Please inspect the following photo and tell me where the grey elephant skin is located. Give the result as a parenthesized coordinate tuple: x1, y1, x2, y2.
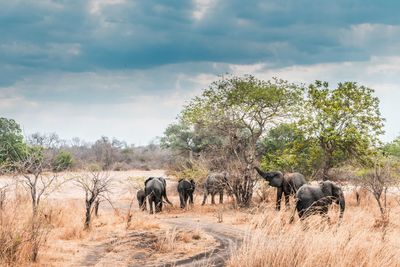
(136, 189, 146, 211)
(201, 173, 228, 205)
(295, 181, 345, 219)
(177, 179, 196, 208)
(255, 166, 306, 210)
(144, 177, 173, 214)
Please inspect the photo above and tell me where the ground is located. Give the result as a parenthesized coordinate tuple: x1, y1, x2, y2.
(2, 170, 400, 267)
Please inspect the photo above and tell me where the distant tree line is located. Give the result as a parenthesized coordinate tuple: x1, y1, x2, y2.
(0, 118, 171, 173)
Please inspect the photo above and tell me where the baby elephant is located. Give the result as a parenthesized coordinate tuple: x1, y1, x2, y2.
(177, 179, 196, 209)
(137, 189, 147, 211)
(295, 181, 345, 220)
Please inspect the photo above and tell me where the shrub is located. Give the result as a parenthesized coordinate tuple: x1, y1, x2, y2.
(52, 150, 73, 172)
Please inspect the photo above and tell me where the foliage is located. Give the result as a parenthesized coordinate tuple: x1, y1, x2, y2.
(383, 136, 400, 158)
(258, 123, 323, 178)
(52, 150, 74, 172)
(299, 81, 385, 179)
(0, 118, 27, 168)
(160, 121, 222, 157)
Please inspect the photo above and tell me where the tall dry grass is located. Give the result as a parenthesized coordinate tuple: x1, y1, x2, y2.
(0, 194, 53, 266)
(228, 192, 400, 267)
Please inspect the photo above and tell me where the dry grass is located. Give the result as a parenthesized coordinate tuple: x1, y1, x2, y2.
(6, 169, 399, 267)
(0, 195, 52, 266)
(228, 192, 400, 267)
(126, 212, 161, 231)
(153, 227, 178, 252)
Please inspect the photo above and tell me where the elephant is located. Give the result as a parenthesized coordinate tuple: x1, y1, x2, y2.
(177, 179, 196, 209)
(144, 177, 173, 214)
(295, 181, 345, 220)
(255, 166, 306, 210)
(201, 172, 228, 205)
(136, 189, 146, 211)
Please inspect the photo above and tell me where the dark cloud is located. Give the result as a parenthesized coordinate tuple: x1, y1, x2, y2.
(1, 0, 400, 86)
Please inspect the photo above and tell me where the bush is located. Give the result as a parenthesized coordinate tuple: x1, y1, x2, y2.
(52, 150, 73, 172)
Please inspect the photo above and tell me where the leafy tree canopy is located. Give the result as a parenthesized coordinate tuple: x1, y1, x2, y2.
(383, 136, 400, 158)
(258, 123, 323, 178)
(0, 117, 27, 166)
(299, 81, 385, 179)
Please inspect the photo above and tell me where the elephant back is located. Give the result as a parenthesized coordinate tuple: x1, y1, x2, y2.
(145, 177, 165, 196)
(285, 172, 306, 190)
(178, 179, 195, 192)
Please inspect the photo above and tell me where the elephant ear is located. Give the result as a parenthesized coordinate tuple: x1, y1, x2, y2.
(320, 181, 333, 196)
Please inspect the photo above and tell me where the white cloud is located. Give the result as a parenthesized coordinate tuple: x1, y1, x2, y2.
(192, 0, 216, 21)
(89, 0, 125, 15)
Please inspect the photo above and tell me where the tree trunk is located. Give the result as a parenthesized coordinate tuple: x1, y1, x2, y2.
(94, 200, 100, 217)
(84, 201, 92, 230)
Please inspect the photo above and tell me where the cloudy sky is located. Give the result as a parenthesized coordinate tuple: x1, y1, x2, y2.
(1, 0, 399, 145)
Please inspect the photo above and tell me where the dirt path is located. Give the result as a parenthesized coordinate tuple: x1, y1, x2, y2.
(160, 217, 244, 267)
(80, 216, 244, 267)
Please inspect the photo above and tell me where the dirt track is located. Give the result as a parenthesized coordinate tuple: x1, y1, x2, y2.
(160, 217, 244, 267)
(80, 216, 244, 267)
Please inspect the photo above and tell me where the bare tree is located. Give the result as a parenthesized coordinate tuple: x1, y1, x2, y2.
(358, 158, 399, 218)
(75, 172, 113, 230)
(10, 148, 63, 262)
(13, 149, 60, 215)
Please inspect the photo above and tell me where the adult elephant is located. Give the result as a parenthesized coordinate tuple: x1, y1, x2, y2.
(144, 177, 173, 214)
(295, 181, 345, 219)
(255, 167, 306, 210)
(201, 172, 228, 205)
(177, 179, 196, 209)
(137, 189, 146, 211)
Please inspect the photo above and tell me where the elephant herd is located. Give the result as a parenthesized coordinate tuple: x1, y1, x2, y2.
(136, 167, 346, 220)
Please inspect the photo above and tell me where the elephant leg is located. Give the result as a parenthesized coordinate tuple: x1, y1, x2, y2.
(276, 187, 283, 211)
(211, 193, 216, 205)
(159, 199, 163, 212)
(156, 197, 163, 213)
(189, 193, 194, 205)
(141, 199, 147, 211)
(201, 191, 208, 205)
(149, 198, 154, 214)
(219, 190, 223, 204)
(179, 193, 185, 209)
(184, 193, 189, 208)
(284, 192, 290, 209)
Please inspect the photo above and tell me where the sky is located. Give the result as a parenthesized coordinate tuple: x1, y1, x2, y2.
(0, 0, 399, 145)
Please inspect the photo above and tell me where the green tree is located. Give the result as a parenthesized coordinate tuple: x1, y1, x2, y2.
(52, 150, 74, 172)
(178, 75, 303, 206)
(383, 136, 400, 158)
(300, 81, 385, 179)
(160, 121, 222, 160)
(258, 123, 322, 178)
(0, 117, 27, 168)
